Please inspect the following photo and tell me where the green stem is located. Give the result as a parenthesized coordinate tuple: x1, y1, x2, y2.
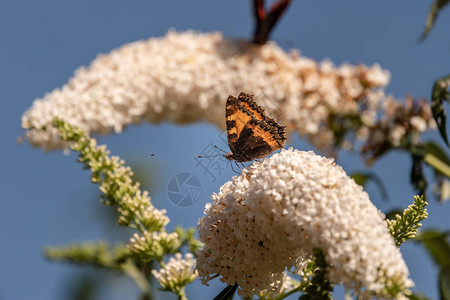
(274, 285, 305, 300)
(274, 278, 311, 300)
(177, 288, 187, 300)
(134, 216, 147, 234)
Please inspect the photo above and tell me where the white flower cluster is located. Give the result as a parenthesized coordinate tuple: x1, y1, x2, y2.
(22, 30, 392, 150)
(151, 253, 197, 293)
(196, 148, 413, 298)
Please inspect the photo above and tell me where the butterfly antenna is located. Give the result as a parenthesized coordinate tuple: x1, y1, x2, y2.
(196, 154, 222, 158)
(213, 145, 228, 153)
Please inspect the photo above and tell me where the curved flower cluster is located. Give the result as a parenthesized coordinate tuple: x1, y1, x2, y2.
(22, 30, 394, 151)
(196, 148, 413, 298)
(151, 253, 197, 294)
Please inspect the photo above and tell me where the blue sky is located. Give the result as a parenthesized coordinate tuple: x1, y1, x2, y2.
(1, 1, 450, 299)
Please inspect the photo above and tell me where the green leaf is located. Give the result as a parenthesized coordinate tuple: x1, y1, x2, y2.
(430, 75, 450, 146)
(425, 142, 450, 168)
(425, 153, 450, 178)
(122, 259, 151, 293)
(68, 275, 99, 300)
(419, 0, 450, 42)
(440, 266, 450, 300)
(411, 154, 427, 197)
(416, 230, 450, 267)
(407, 292, 433, 300)
(407, 293, 431, 300)
(386, 209, 403, 221)
(425, 142, 450, 165)
(351, 172, 388, 201)
(213, 284, 238, 300)
(422, 142, 450, 202)
(424, 142, 450, 178)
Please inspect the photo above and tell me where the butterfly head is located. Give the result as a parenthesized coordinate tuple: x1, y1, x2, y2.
(224, 152, 235, 161)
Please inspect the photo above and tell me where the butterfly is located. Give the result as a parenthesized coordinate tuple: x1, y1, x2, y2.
(224, 92, 286, 162)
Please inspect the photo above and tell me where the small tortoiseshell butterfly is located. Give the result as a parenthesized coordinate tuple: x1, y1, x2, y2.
(224, 92, 286, 162)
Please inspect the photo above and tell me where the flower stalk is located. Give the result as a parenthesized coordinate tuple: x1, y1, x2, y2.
(48, 119, 199, 298)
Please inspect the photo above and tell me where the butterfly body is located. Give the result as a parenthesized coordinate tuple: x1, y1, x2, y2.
(225, 92, 286, 162)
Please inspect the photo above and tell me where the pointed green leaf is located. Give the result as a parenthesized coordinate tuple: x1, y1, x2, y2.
(430, 75, 450, 146)
(424, 152, 450, 178)
(122, 259, 151, 293)
(440, 266, 450, 300)
(407, 292, 433, 300)
(386, 209, 403, 221)
(422, 142, 450, 201)
(416, 230, 450, 267)
(68, 275, 99, 300)
(351, 172, 388, 201)
(351, 173, 368, 186)
(425, 142, 450, 167)
(420, 0, 450, 41)
(411, 154, 427, 197)
(213, 284, 239, 300)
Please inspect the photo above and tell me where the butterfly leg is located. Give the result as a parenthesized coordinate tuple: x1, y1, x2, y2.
(229, 161, 239, 174)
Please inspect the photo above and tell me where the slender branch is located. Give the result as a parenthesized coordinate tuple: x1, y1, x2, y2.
(266, 0, 291, 31)
(253, 0, 266, 20)
(252, 0, 292, 44)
